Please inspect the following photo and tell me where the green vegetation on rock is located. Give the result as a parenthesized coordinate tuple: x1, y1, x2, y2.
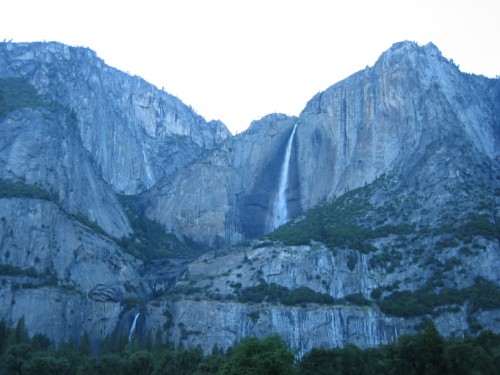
(238, 281, 334, 306)
(0, 180, 54, 201)
(379, 277, 500, 318)
(268, 179, 414, 252)
(0, 77, 44, 117)
(118, 194, 206, 261)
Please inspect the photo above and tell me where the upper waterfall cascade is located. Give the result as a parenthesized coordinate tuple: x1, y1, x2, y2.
(269, 123, 298, 231)
(128, 313, 140, 342)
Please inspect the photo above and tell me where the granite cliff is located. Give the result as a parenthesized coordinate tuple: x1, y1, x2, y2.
(144, 42, 499, 247)
(0, 41, 499, 353)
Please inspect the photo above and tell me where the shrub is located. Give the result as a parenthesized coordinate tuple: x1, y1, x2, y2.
(0, 180, 54, 201)
(238, 282, 334, 306)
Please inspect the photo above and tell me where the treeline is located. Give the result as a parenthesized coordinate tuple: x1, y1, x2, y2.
(1, 318, 499, 374)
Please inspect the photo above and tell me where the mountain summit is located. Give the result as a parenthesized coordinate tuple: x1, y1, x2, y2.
(0, 41, 498, 353)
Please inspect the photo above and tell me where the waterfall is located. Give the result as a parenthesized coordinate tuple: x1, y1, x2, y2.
(270, 123, 298, 231)
(128, 312, 140, 343)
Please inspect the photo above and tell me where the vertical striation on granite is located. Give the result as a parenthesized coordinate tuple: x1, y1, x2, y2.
(145, 299, 404, 356)
(295, 41, 499, 209)
(0, 198, 145, 344)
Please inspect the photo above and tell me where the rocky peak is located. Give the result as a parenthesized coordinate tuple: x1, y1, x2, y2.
(0, 41, 231, 194)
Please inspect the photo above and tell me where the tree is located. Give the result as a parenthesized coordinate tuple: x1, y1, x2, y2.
(22, 353, 70, 375)
(128, 350, 154, 375)
(153, 346, 204, 375)
(78, 332, 92, 356)
(0, 343, 33, 375)
(0, 319, 9, 355)
(299, 347, 342, 375)
(218, 335, 296, 375)
(391, 321, 446, 375)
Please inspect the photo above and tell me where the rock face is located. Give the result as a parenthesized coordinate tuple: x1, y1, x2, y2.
(295, 42, 499, 208)
(0, 40, 499, 353)
(0, 198, 143, 345)
(0, 42, 230, 195)
(0, 108, 131, 238)
(145, 113, 299, 246)
(0, 41, 230, 345)
(143, 235, 500, 354)
(145, 41, 499, 247)
(147, 299, 404, 357)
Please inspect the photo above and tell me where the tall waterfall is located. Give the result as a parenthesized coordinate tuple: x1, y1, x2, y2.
(128, 312, 140, 343)
(270, 123, 298, 231)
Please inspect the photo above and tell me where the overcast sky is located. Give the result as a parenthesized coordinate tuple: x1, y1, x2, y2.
(1, 0, 499, 134)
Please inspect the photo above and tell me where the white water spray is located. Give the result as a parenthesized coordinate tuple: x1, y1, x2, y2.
(270, 123, 298, 231)
(128, 312, 140, 343)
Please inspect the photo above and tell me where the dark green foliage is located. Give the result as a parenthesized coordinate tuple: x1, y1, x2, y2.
(0, 264, 38, 278)
(118, 194, 205, 261)
(268, 178, 415, 253)
(0, 318, 499, 374)
(218, 335, 296, 375)
(343, 293, 371, 306)
(300, 323, 500, 375)
(457, 215, 500, 241)
(70, 213, 108, 237)
(22, 353, 71, 375)
(238, 281, 334, 306)
(0, 77, 44, 117)
(0, 180, 54, 201)
(346, 252, 358, 271)
(391, 321, 447, 375)
(1, 343, 34, 374)
(153, 346, 205, 375)
(281, 286, 335, 306)
(379, 277, 500, 317)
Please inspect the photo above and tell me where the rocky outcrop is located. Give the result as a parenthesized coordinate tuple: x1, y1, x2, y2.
(144, 237, 500, 354)
(146, 299, 404, 356)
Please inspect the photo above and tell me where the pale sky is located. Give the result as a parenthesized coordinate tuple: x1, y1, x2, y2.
(1, 0, 499, 134)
